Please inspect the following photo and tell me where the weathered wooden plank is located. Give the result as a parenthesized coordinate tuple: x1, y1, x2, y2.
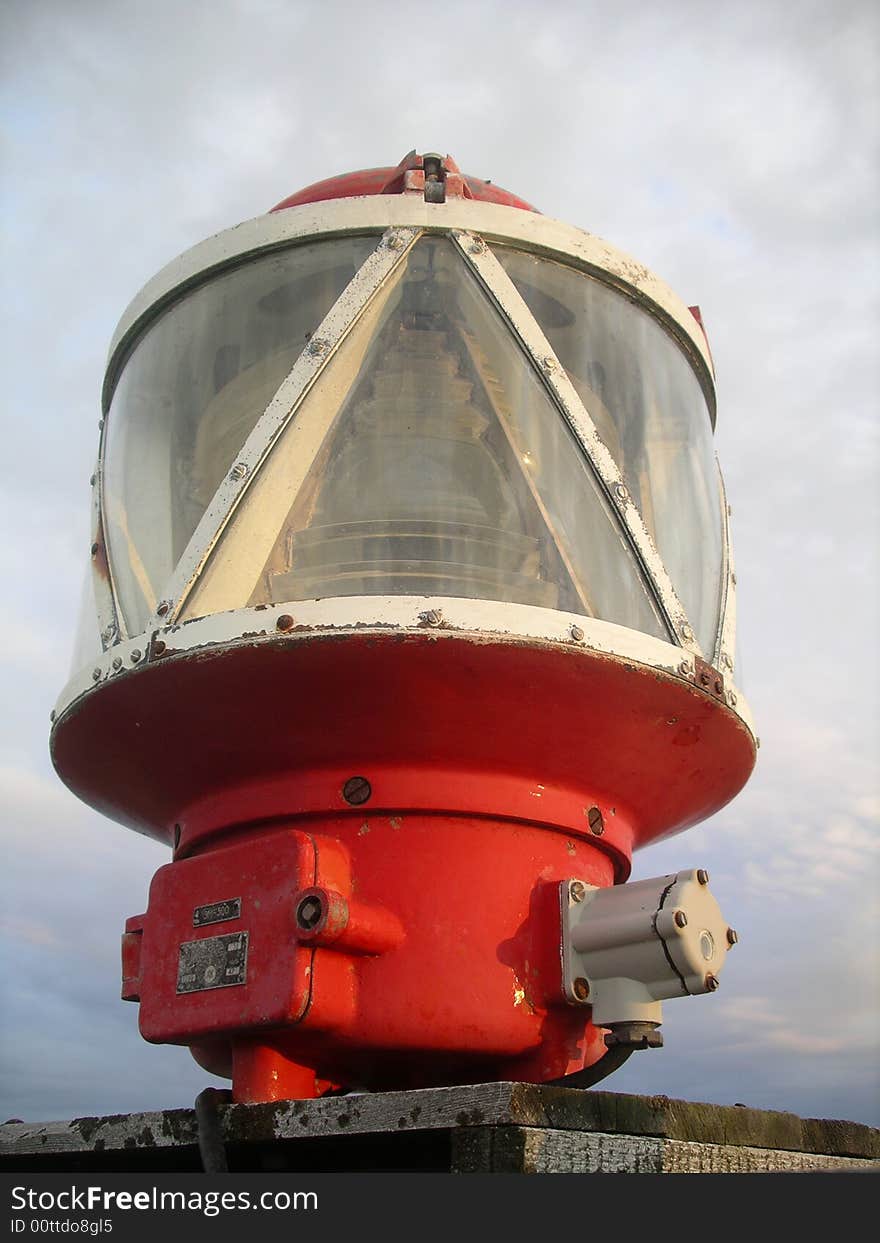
(2, 1083, 878, 1166)
(452, 1127, 880, 1175)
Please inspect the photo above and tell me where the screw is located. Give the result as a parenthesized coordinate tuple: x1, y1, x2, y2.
(700, 670, 710, 686)
(467, 238, 485, 255)
(728, 691, 738, 707)
(386, 231, 407, 251)
(90, 542, 99, 557)
(714, 678, 723, 694)
(614, 483, 628, 500)
(570, 880, 587, 903)
(418, 608, 443, 628)
(308, 338, 328, 356)
(679, 660, 691, 676)
(296, 895, 324, 931)
(680, 624, 694, 642)
(156, 601, 170, 617)
(673, 910, 688, 929)
(49, 709, 56, 723)
(572, 977, 591, 1002)
(90, 474, 96, 487)
(726, 927, 739, 946)
(92, 668, 101, 681)
(720, 652, 733, 670)
(276, 614, 294, 632)
(229, 462, 248, 481)
(542, 356, 556, 372)
(343, 776, 371, 806)
(705, 973, 720, 992)
(112, 656, 122, 670)
(587, 806, 604, 836)
(153, 640, 167, 657)
(130, 649, 141, 663)
(570, 624, 584, 642)
(102, 624, 116, 643)
(697, 868, 710, 886)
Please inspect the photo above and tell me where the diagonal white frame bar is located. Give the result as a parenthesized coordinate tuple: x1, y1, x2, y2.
(450, 230, 702, 656)
(714, 460, 737, 679)
(145, 227, 421, 628)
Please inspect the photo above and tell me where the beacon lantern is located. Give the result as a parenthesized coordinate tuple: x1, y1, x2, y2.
(51, 152, 756, 1103)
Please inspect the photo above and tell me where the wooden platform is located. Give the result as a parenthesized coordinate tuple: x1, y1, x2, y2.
(2, 1083, 878, 1173)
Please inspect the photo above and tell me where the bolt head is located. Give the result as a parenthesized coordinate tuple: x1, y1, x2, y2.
(130, 649, 142, 663)
(570, 624, 584, 642)
(569, 880, 587, 903)
(276, 614, 295, 632)
(679, 660, 691, 676)
(572, 977, 590, 1002)
(229, 462, 248, 480)
(343, 776, 371, 806)
(673, 909, 688, 929)
(705, 973, 720, 992)
(614, 483, 628, 500)
(156, 601, 170, 617)
(49, 709, 56, 723)
(726, 927, 739, 946)
(92, 668, 101, 682)
(111, 656, 122, 670)
(680, 624, 694, 642)
(587, 806, 604, 836)
(696, 868, 710, 886)
(418, 608, 443, 628)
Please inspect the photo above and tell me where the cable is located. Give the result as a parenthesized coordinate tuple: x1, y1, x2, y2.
(547, 1044, 634, 1089)
(194, 1087, 232, 1173)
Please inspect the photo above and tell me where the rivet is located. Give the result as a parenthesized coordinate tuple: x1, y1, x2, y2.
(156, 601, 170, 617)
(153, 640, 167, 657)
(679, 660, 691, 676)
(726, 927, 739, 946)
(276, 614, 294, 632)
(696, 868, 710, 886)
(673, 910, 688, 929)
(587, 806, 604, 836)
(570, 624, 584, 642)
(386, 231, 407, 251)
(92, 668, 101, 682)
(680, 624, 694, 642)
(699, 671, 710, 686)
(130, 649, 142, 663)
(308, 337, 329, 356)
(229, 462, 248, 481)
(112, 656, 122, 670)
(343, 776, 371, 806)
(714, 678, 724, 694)
(542, 356, 556, 372)
(570, 880, 587, 903)
(572, 977, 591, 1002)
(614, 483, 628, 501)
(705, 973, 720, 992)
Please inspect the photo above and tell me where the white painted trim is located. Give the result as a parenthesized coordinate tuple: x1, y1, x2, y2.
(104, 197, 715, 419)
(53, 595, 755, 738)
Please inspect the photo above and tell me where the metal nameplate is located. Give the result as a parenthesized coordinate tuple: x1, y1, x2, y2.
(177, 932, 248, 994)
(193, 897, 241, 927)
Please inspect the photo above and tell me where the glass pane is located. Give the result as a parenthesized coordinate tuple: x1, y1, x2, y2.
(494, 247, 723, 656)
(103, 236, 378, 635)
(183, 237, 667, 640)
(70, 565, 102, 674)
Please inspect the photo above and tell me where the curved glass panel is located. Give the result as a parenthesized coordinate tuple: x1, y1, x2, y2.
(70, 566, 102, 675)
(494, 247, 723, 656)
(183, 237, 667, 640)
(103, 236, 378, 635)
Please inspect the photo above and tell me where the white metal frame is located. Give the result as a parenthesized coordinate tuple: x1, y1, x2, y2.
(58, 194, 750, 729)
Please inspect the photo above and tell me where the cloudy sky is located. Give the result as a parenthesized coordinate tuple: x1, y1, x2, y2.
(1, 0, 878, 1129)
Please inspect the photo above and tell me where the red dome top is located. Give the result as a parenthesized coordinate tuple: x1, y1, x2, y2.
(270, 151, 538, 214)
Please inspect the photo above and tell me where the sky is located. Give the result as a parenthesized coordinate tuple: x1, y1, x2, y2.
(1, 0, 878, 1129)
